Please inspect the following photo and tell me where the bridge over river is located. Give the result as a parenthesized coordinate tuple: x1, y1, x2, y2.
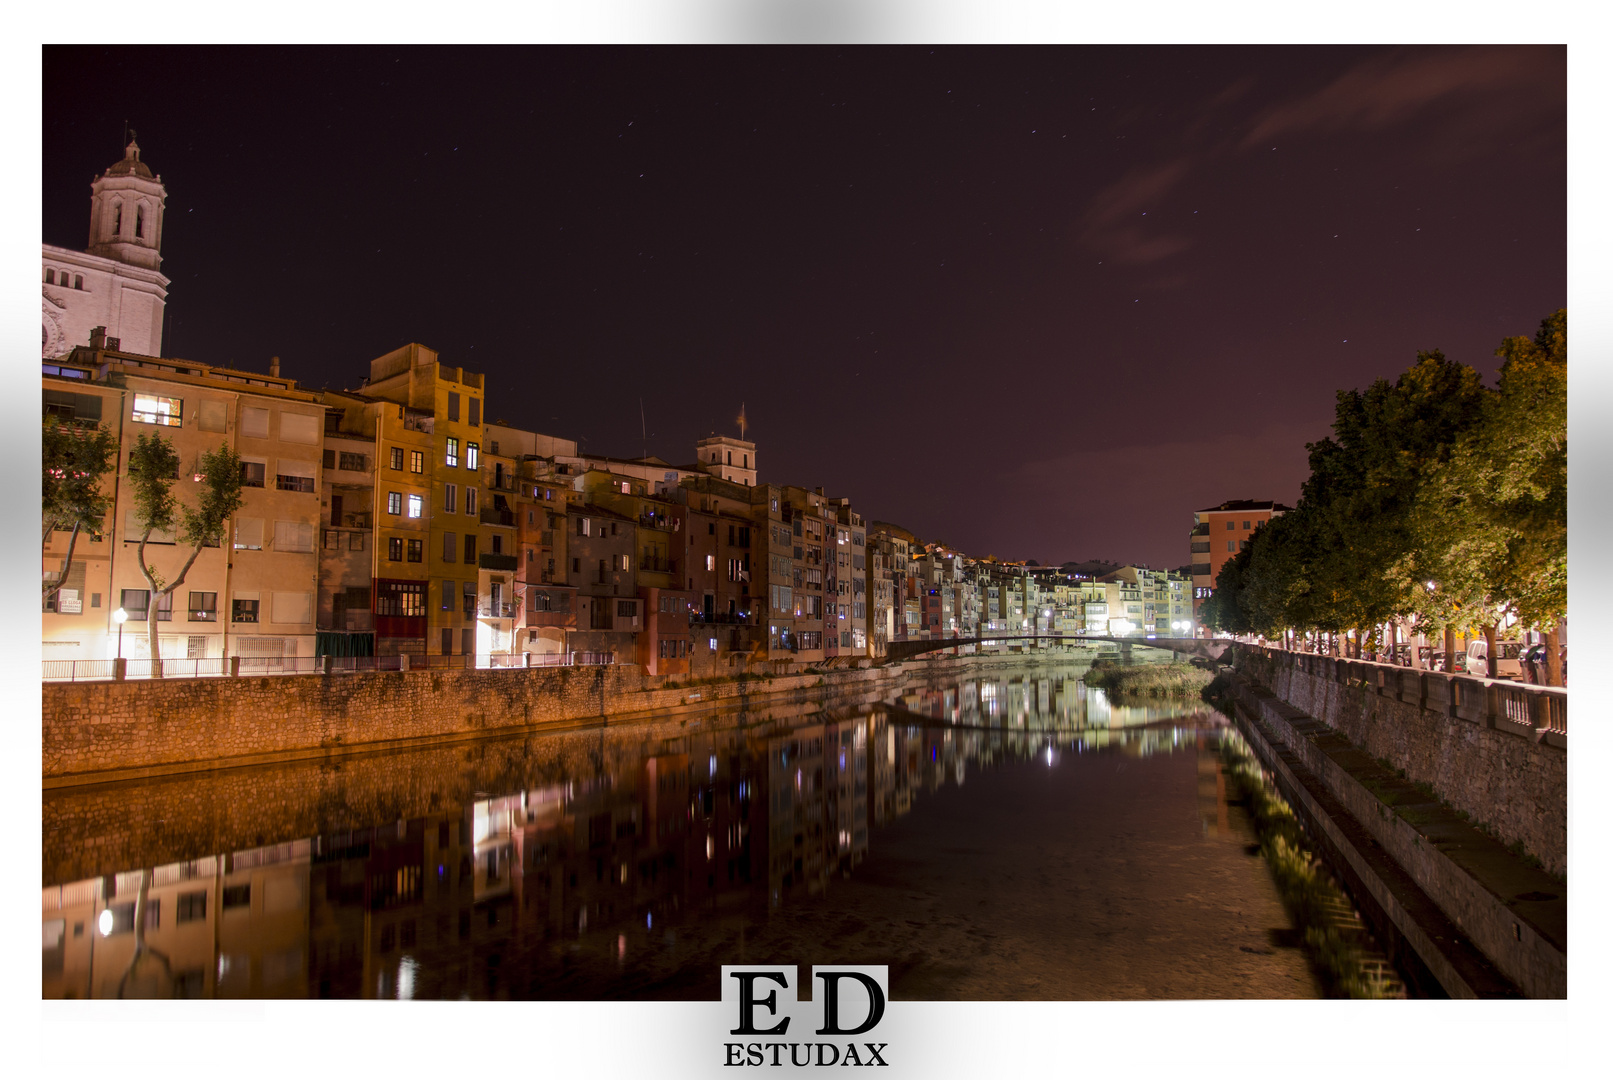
(880, 634, 1232, 664)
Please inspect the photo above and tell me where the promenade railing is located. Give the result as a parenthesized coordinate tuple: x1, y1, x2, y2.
(44, 650, 618, 682)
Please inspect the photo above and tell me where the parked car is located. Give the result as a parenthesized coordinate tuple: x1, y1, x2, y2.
(1464, 639, 1523, 679)
(1389, 644, 1447, 671)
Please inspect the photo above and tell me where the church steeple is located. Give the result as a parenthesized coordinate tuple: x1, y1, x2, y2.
(87, 137, 166, 271)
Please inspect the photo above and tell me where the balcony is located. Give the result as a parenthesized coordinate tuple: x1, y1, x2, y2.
(479, 602, 516, 619)
(1190, 542, 1211, 554)
(638, 513, 676, 532)
(1191, 523, 1209, 536)
(480, 507, 516, 527)
(478, 552, 518, 571)
(690, 612, 752, 626)
(639, 555, 678, 575)
(402, 408, 434, 434)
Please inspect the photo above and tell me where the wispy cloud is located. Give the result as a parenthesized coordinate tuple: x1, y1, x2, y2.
(1240, 46, 1555, 148)
(1079, 160, 1196, 265)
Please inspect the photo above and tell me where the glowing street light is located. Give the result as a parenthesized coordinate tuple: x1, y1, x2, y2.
(113, 606, 128, 659)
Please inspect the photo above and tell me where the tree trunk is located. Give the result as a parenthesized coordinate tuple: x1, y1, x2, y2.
(1409, 627, 1425, 670)
(1482, 622, 1499, 679)
(1444, 626, 1456, 675)
(1544, 619, 1565, 687)
(42, 522, 82, 602)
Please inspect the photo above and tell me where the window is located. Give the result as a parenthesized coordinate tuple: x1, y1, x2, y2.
(445, 437, 459, 468)
(465, 488, 477, 515)
(407, 494, 423, 519)
(1243, 520, 1251, 530)
(339, 451, 366, 471)
(447, 392, 460, 423)
(410, 450, 424, 474)
(120, 588, 150, 620)
(232, 598, 259, 623)
(1226, 521, 1235, 531)
(491, 535, 502, 555)
(176, 891, 207, 923)
(240, 461, 266, 488)
(389, 537, 404, 561)
(387, 492, 402, 515)
(468, 398, 480, 427)
(348, 533, 365, 552)
(572, 557, 580, 574)
(324, 529, 341, 550)
(376, 582, 426, 618)
(188, 592, 217, 621)
(234, 518, 263, 550)
(407, 539, 423, 562)
(280, 413, 320, 445)
(442, 532, 457, 562)
(444, 484, 456, 513)
(276, 461, 316, 492)
(132, 394, 181, 426)
(240, 407, 270, 440)
(706, 554, 715, 571)
(271, 591, 312, 624)
(462, 581, 476, 617)
(618, 554, 631, 572)
(1226, 540, 1235, 552)
(617, 600, 637, 618)
(441, 580, 455, 612)
(390, 447, 405, 470)
(198, 400, 228, 432)
(464, 534, 477, 563)
(273, 520, 314, 552)
(466, 443, 480, 470)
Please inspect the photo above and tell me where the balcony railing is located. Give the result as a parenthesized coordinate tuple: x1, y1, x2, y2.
(479, 602, 516, 619)
(480, 507, 516, 527)
(689, 612, 753, 626)
(43, 650, 617, 681)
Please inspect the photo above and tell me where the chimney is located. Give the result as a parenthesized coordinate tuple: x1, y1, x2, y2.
(89, 326, 106, 350)
(270, 356, 281, 377)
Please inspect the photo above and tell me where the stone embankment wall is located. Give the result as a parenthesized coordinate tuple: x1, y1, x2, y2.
(42, 651, 1092, 788)
(1231, 646, 1566, 877)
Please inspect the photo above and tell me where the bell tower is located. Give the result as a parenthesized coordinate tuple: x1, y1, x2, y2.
(87, 138, 166, 271)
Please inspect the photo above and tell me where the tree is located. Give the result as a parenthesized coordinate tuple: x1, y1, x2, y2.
(42, 416, 118, 603)
(1396, 311, 1566, 680)
(125, 433, 244, 672)
(1199, 548, 1254, 636)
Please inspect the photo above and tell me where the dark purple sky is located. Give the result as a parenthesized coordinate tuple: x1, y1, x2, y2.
(42, 46, 1565, 569)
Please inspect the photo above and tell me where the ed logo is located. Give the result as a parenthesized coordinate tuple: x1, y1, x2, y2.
(721, 965, 890, 1068)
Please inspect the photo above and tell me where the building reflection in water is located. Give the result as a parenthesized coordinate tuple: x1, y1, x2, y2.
(43, 667, 1224, 999)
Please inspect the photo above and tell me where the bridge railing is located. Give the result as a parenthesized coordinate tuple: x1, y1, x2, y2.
(1234, 644, 1566, 743)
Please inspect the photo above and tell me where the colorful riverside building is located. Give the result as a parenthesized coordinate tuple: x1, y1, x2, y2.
(43, 342, 326, 665)
(1188, 499, 1291, 629)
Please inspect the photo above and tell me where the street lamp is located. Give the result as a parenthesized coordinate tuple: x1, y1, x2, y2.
(113, 606, 128, 659)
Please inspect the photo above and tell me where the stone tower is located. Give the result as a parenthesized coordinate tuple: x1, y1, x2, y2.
(43, 138, 171, 358)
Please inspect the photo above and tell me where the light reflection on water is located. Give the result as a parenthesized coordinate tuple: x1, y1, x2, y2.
(43, 665, 1234, 1000)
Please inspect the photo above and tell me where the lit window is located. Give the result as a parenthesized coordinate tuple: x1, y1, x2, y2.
(411, 450, 424, 474)
(445, 437, 459, 468)
(390, 447, 404, 470)
(407, 494, 423, 519)
(466, 443, 479, 470)
(387, 492, 402, 515)
(132, 394, 181, 426)
(706, 554, 715, 571)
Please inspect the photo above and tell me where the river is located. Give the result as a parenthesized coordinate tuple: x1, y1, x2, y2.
(41, 662, 1320, 1000)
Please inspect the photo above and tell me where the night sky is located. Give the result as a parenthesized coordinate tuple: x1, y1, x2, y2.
(41, 46, 1565, 570)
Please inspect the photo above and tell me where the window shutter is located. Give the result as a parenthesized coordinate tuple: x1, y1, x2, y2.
(323, 449, 336, 470)
(234, 517, 264, 550)
(279, 412, 320, 445)
(271, 591, 312, 625)
(240, 407, 270, 440)
(198, 399, 228, 432)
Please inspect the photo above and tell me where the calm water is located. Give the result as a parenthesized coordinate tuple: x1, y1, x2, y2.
(42, 664, 1319, 1000)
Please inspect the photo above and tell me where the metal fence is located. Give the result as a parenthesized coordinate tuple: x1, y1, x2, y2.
(43, 651, 618, 682)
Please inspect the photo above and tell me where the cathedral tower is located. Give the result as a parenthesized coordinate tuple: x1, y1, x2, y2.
(43, 138, 171, 358)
